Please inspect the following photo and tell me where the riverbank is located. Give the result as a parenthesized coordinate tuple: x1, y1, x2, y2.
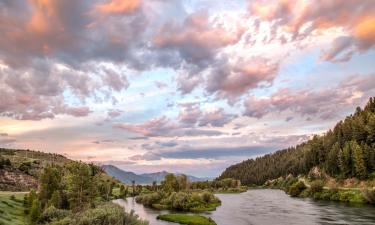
(263, 176, 375, 205)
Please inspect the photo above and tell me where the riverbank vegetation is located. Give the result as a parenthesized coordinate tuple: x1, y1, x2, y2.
(264, 175, 375, 204)
(220, 97, 375, 204)
(157, 214, 216, 225)
(136, 174, 222, 212)
(190, 178, 247, 193)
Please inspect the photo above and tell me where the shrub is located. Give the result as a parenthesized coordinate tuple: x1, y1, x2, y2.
(310, 180, 324, 194)
(74, 203, 148, 225)
(362, 189, 375, 204)
(201, 191, 213, 203)
(135, 192, 162, 206)
(288, 181, 306, 197)
(39, 206, 71, 223)
(170, 192, 189, 211)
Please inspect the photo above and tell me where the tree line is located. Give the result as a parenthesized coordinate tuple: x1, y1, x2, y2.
(24, 161, 147, 225)
(219, 97, 375, 185)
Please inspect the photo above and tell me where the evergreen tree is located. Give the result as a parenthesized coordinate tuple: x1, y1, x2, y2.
(39, 165, 61, 205)
(64, 162, 97, 210)
(29, 198, 41, 223)
(352, 141, 367, 179)
(325, 142, 340, 176)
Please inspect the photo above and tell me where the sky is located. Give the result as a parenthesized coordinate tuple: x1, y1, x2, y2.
(0, 0, 375, 177)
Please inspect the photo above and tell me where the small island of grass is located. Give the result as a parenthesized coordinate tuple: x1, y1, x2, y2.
(157, 214, 216, 225)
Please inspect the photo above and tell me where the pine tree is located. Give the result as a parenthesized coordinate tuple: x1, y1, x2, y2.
(352, 141, 367, 179)
(325, 142, 340, 176)
(339, 143, 352, 177)
(65, 162, 97, 210)
(39, 165, 61, 205)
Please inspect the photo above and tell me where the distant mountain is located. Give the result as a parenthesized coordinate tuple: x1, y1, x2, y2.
(102, 165, 210, 184)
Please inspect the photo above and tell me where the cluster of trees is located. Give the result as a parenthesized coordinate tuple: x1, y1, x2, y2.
(135, 174, 221, 212)
(219, 97, 375, 185)
(190, 178, 241, 190)
(23, 161, 144, 225)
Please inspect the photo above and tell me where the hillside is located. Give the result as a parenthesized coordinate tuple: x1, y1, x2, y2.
(0, 149, 71, 191)
(219, 97, 375, 186)
(103, 165, 209, 184)
(102, 165, 154, 184)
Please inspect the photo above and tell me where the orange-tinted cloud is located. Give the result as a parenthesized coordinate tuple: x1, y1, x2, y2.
(250, 0, 375, 61)
(96, 0, 140, 15)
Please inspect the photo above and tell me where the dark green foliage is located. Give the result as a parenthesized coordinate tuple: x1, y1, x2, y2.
(0, 156, 11, 169)
(39, 165, 62, 206)
(29, 198, 42, 223)
(39, 206, 71, 224)
(64, 162, 98, 210)
(219, 97, 375, 185)
(46, 203, 148, 225)
(136, 191, 220, 212)
(287, 181, 306, 197)
(310, 180, 324, 194)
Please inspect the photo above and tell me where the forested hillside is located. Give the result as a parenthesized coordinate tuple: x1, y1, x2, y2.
(219, 97, 375, 185)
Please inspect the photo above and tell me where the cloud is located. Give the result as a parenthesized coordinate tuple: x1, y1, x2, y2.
(114, 116, 225, 137)
(206, 57, 279, 101)
(64, 106, 92, 117)
(249, 0, 375, 62)
(244, 73, 375, 119)
(159, 146, 274, 159)
(129, 152, 162, 161)
(107, 109, 123, 119)
(154, 10, 244, 66)
(95, 0, 140, 15)
(102, 68, 129, 92)
(199, 108, 236, 127)
(178, 102, 202, 125)
(154, 81, 167, 89)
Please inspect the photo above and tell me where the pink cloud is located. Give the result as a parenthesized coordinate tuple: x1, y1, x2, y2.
(244, 73, 375, 119)
(95, 0, 140, 15)
(250, 0, 375, 61)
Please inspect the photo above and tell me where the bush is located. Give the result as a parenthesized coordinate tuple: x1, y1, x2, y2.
(170, 192, 190, 211)
(201, 191, 213, 203)
(39, 206, 71, 223)
(75, 203, 148, 225)
(362, 189, 375, 204)
(288, 181, 306, 197)
(310, 180, 324, 194)
(135, 192, 162, 206)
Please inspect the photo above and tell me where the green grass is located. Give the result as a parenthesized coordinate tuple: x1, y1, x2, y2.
(0, 192, 27, 225)
(157, 214, 216, 225)
(190, 202, 221, 212)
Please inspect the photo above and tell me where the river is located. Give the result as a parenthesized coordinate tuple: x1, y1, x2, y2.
(113, 189, 375, 225)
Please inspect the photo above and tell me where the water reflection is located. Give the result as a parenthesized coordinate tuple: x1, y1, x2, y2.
(114, 189, 375, 225)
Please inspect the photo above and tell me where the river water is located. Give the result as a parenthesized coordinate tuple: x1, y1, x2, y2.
(113, 189, 375, 225)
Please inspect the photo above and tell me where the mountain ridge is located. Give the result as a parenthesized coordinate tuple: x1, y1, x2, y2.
(102, 164, 211, 184)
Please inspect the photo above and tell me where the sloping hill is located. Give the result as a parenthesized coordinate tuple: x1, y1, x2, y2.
(0, 148, 71, 191)
(219, 97, 375, 185)
(102, 165, 154, 184)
